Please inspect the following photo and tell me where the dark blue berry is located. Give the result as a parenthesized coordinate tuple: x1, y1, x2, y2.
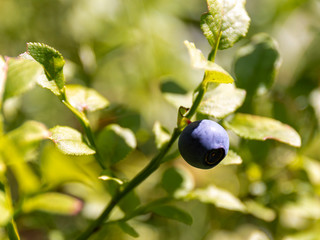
(178, 120, 229, 169)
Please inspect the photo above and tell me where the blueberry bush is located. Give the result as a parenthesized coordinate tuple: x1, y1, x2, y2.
(0, 0, 319, 239)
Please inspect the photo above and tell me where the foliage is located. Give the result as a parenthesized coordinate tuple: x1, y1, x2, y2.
(0, 0, 319, 239)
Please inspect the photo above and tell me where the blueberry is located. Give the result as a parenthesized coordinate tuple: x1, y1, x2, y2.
(178, 120, 229, 169)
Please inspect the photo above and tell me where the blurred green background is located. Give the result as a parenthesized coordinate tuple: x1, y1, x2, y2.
(0, 0, 320, 239)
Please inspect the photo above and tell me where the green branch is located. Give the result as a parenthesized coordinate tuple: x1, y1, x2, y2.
(61, 95, 106, 170)
(75, 35, 221, 240)
(75, 85, 208, 240)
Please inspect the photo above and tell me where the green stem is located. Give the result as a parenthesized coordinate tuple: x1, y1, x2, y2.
(62, 99, 106, 170)
(75, 45, 211, 240)
(185, 82, 207, 120)
(75, 129, 181, 240)
(208, 32, 222, 62)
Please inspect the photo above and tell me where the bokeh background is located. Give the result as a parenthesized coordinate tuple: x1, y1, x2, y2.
(0, 0, 320, 239)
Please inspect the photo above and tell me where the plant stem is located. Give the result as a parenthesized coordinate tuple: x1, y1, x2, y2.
(62, 99, 106, 170)
(75, 47, 212, 239)
(75, 128, 181, 240)
(185, 82, 207, 120)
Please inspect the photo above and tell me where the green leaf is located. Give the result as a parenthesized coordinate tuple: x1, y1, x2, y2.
(221, 150, 242, 165)
(198, 84, 246, 118)
(161, 167, 194, 198)
(234, 33, 281, 95)
(40, 143, 94, 188)
(224, 113, 301, 147)
(245, 200, 276, 222)
(37, 73, 61, 96)
(27, 42, 65, 89)
(153, 121, 171, 149)
(184, 41, 234, 83)
(150, 205, 193, 225)
(118, 189, 141, 215)
(0, 191, 12, 227)
(188, 185, 246, 212)
(22, 192, 83, 215)
(3, 57, 42, 101)
(65, 84, 109, 112)
(162, 92, 193, 109)
(48, 126, 95, 155)
(96, 124, 136, 166)
(118, 221, 139, 238)
(201, 0, 250, 50)
(7, 121, 49, 159)
(0, 138, 41, 194)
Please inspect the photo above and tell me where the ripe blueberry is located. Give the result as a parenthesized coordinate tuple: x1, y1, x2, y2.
(178, 120, 229, 169)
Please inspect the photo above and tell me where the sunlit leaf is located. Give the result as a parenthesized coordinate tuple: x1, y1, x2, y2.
(37, 73, 61, 96)
(27, 42, 65, 89)
(184, 41, 234, 83)
(3, 57, 42, 101)
(150, 205, 193, 225)
(49, 126, 95, 155)
(198, 84, 246, 118)
(234, 33, 281, 95)
(162, 92, 193, 109)
(97, 124, 136, 166)
(224, 113, 301, 147)
(161, 167, 194, 198)
(220, 150, 242, 165)
(281, 196, 320, 229)
(0, 138, 40, 194)
(7, 121, 49, 159)
(245, 200, 276, 222)
(153, 121, 171, 149)
(201, 0, 250, 50)
(40, 143, 94, 188)
(22, 192, 83, 215)
(188, 185, 246, 212)
(118, 221, 139, 238)
(65, 84, 109, 112)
